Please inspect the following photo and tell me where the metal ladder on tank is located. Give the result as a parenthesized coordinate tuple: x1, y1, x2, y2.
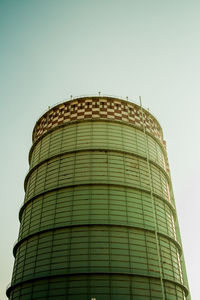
(139, 96, 166, 300)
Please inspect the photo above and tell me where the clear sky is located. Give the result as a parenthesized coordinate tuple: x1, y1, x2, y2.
(0, 0, 199, 299)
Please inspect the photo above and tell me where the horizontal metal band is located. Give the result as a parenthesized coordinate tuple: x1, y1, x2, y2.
(25, 147, 171, 193)
(29, 118, 168, 166)
(13, 222, 182, 258)
(6, 270, 189, 298)
(19, 182, 176, 222)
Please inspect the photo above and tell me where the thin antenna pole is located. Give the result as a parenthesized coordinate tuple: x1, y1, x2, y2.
(139, 95, 142, 107)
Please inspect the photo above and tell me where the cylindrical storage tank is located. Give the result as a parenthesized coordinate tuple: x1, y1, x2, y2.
(7, 96, 190, 300)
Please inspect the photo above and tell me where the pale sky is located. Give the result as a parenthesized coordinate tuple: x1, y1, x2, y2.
(0, 0, 200, 299)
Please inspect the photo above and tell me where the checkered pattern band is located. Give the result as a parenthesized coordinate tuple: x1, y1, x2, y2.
(33, 97, 163, 143)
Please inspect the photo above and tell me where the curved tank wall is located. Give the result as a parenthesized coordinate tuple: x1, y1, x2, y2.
(7, 96, 190, 300)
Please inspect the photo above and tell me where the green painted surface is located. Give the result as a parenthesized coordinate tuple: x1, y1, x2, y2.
(8, 116, 190, 299)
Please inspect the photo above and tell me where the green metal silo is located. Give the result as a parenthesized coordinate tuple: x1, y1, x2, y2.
(7, 96, 190, 299)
